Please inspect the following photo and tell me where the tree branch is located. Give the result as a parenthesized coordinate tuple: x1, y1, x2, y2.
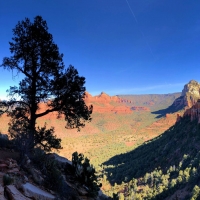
(35, 107, 59, 118)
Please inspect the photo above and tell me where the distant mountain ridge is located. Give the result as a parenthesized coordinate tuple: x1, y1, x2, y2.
(84, 91, 183, 114)
(86, 79, 200, 113)
(84, 92, 148, 113)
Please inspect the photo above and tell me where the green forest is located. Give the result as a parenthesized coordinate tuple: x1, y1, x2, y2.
(101, 116, 200, 199)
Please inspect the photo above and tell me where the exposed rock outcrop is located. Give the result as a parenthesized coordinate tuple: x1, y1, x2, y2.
(84, 92, 132, 113)
(0, 153, 108, 200)
(22, 183, 55, 200)
(0, 158, 20, 175)
(167, 80, 200, 114)
(5, 185, 31, 200)
(84, 92, 120, 103)
(84, 92, 151, 114)
(183, 99, 200, 123)
(177, 80, 200, 108)
(181, 80, 200, 97)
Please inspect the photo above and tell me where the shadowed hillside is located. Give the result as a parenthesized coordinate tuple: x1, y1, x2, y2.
(151, 96, 185, 118)
(102, 114, 200, 199)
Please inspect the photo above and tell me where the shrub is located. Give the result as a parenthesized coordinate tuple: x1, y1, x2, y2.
(44, 158, 63, 190)
(31, 147, 46, 167)
(191, 185, 200, 200)
(31, 148, 76, 199)
(3, 174, 13, 185)
(72, 151, 102, 197)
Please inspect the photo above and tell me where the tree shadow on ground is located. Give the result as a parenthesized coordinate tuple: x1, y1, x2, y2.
(102, 116, 200, 186)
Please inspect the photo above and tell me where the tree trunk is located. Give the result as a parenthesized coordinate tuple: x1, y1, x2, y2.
(26, 71, 37, 157)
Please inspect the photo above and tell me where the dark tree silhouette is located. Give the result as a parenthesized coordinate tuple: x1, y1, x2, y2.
(0, 16, 92, 155)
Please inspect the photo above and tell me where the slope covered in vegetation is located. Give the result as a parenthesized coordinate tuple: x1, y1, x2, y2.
(102, 115, 200, 199)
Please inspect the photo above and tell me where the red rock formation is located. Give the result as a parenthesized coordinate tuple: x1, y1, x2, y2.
(184, 99, 200, 123)
(84, 91, 92, 99)
(84, 92, 120, 103)
(173, 80, 200, 109)
(84, 92, 151, 114)
(84, 92, 132, 113)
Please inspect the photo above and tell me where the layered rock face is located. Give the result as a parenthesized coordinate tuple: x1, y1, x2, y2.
(181, 80, 200, 97)
(171, 80, 200, 109)
(84, 92, 149, 114)
(84, 92, 133, 113)
(183, 99, 200, 123)
(181, 80, 200, 107)
(177, 81, 200, 122)
(84, 92, 122, 103)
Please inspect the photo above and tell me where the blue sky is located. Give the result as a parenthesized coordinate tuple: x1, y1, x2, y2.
(0, 0, 200, 99)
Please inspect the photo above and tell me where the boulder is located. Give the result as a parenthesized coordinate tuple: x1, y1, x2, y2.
(48, 153, 72, 169)
(5, 185, 31, 200)
(22, 182, 55, 200)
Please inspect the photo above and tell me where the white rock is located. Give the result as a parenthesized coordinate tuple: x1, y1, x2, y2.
(181, 80, 200, 97)
(5, 185, 31, 200)
(22, 182, 55, 200)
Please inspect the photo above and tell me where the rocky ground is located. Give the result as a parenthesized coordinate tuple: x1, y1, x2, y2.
(0, 148, 107, 200)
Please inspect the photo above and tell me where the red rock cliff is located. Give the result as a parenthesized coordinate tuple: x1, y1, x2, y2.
(183, 99, 200, 123)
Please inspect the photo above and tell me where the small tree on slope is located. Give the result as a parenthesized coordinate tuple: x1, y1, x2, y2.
(0, 16, 92, 156)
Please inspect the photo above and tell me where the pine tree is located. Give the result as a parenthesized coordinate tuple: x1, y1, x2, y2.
(0, 16, 92, 156)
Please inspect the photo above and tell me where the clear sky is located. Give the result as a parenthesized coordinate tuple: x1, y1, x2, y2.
(0, 0, 200, 99)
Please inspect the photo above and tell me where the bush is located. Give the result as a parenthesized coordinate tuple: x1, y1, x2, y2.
(72, 151, 102, 197)
(31, 147, 46, 167)
(191, 185, 200, 200)
(31, 148, 76, 199)
(3, 174, 13, 185)
(32, 149, 65, 193)
(44, 158, 63, 190)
